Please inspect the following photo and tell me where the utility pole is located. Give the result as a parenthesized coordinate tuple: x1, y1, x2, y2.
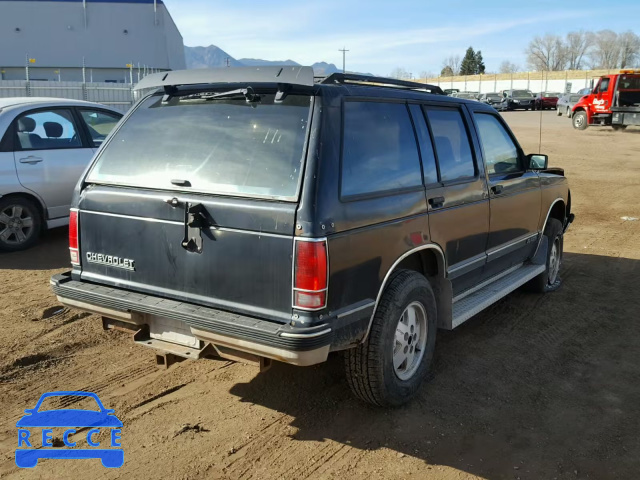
(339, 47, 349, 74)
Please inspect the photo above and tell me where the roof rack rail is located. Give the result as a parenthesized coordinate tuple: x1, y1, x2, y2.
(319, 73, 445, 95)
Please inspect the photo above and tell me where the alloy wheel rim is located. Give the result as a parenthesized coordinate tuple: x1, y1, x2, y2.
(0, 205, 34, 245)
(575, 115, 584, 127)
(548, 238, 561, 285)
(393, 301, 428, 381)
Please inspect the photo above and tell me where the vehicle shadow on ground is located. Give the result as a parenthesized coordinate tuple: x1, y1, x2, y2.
(0, 227, 69, 270)
(229, 252, 640, 479)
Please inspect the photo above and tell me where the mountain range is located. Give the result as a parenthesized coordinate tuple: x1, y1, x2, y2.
(184, 45, 342, 76)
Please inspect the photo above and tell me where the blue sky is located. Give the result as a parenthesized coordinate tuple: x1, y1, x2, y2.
(165, 0, 640, 76)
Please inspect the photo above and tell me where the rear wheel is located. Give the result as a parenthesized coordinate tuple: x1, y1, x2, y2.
(344, 270, 437, 407)
(0, 197, 42, 252)
(527, 218, 563, 293)
(566, 107, 572, 118)
(572, 110, 588, 130)
(556, 107, 563, 116)
(612, 124, 627, 131)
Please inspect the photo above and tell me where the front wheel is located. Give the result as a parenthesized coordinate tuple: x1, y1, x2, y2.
(572, 110, 588, 130)
(556, 107, 563, 116)
(527, 218, 564, 293)
(344, 270, 437, 407)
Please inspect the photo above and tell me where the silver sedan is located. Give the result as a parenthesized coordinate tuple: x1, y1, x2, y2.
(0, 98, 122, 251)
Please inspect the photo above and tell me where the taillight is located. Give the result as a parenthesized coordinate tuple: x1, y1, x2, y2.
(69, 210, 79, 266)
(293, 239, 328, 310)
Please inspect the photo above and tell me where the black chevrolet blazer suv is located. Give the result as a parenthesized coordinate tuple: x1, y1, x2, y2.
(52, 67, 574, 406)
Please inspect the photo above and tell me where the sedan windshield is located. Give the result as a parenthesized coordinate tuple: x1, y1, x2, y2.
(513, 90, 533, 98)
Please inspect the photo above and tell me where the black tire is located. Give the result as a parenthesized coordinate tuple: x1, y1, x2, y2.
(556, 107, 563, 116)
(572, 110, 588, 130)
(612, 124, 627, 131)
(566, 107, 571, 118)
(527, 218, 563, 293)
(0, 196, 43, 252)
(344, 270, 437, 407)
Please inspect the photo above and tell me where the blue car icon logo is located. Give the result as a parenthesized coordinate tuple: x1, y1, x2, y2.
(16, 391, 123, 468)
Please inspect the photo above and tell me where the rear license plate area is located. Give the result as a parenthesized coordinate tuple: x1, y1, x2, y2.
(146, 314, 201, 348)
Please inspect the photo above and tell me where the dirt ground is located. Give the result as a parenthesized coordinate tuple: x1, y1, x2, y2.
(1, 112, 639, 480)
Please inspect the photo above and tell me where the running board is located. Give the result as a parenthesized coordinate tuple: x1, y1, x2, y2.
(450, 263, 545, 329)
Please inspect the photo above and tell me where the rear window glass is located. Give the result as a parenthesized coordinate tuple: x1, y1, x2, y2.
(425, 107, 476, 182)
(619, 75, 640, 89)
(341, 101, 422, 198)
(87, 93, 311, 200)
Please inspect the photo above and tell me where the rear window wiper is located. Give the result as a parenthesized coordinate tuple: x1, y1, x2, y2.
(164, 87, 261, 104)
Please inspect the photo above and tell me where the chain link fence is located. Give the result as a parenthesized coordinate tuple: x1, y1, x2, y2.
(0, 79, 136, 112)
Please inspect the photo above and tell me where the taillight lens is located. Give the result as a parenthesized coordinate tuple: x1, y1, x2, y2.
(69, 210, 79, 266)
(293, 240, 328, 310)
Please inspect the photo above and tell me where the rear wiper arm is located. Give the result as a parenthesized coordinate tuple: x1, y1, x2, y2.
(169, 87, 261, 104)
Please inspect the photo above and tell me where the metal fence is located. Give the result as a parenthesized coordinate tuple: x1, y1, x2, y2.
(0, 80, 135, 112)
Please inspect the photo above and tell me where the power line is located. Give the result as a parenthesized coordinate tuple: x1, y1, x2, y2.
(339, 47, 349, 74)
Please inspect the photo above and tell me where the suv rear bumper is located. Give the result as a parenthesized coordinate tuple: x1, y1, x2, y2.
(51, 272, 332, 366)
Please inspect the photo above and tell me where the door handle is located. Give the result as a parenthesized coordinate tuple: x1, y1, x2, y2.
(491, 185, 504, 195)
(19, 156, 43, 164)
(428, 196, 445, 207)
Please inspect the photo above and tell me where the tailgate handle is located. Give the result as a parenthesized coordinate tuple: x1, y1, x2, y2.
(181, 203, 211, 254)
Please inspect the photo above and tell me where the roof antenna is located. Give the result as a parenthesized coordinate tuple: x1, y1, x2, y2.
(538, 69, 544, 154)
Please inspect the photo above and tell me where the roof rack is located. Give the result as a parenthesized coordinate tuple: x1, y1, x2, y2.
(319, 73, 445, 95)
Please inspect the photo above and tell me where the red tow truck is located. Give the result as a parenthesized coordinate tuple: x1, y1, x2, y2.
(572, 69, 640, 131)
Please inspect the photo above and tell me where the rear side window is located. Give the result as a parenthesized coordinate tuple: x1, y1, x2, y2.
(87, 93, 311, 201)
(408, 104, 437, 185)
(425, 107, 476, 182)
(15, 109, 82, 150)
(341, 101, 422, 198)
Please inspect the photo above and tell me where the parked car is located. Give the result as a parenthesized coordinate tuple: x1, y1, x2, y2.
(497, 89, 535, 110)
(556, 93, 587, 117)
(52, 67, 573, 407)
(533, 92, 561, 110)
(479, 92, 503, 107)
(450, 91, 478, 101)
(0, 98, 122, 251)
(443, 88, 460, 95)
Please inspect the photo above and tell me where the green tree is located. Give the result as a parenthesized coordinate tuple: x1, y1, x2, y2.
(475, 50, 486, 74)
(459, 46, 477, 75)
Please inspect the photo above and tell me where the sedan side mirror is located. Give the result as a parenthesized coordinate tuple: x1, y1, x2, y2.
(527, 154, 548, 170)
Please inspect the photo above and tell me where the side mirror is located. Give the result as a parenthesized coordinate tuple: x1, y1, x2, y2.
(527, 154, 548, 170)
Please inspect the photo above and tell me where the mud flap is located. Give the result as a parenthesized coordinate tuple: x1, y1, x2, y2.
(532, 237, 548, 265)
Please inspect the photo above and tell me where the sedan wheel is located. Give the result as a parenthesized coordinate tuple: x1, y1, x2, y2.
(0, 198, 42, 251)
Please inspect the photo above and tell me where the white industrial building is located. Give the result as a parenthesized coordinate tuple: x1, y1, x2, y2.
(0, 0, 185, 83)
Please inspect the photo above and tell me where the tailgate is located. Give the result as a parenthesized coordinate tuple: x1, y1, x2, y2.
(77, 186, 296, 323)
(74, 89, 313, 323)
